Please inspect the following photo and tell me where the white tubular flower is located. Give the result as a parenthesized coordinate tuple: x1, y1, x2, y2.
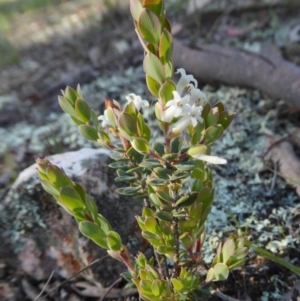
(98, 109, 111, 128)
(176, 68, 198, 93)
(126, 93, 149, 111)
(167, 115, 192, 138)
(192, 154, 227, 164)
(188, 104, 203, 127)
(162, 91, 191, 122)
(189, 85, 206, 106)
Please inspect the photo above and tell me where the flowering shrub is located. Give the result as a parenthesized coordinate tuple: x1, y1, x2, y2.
(36, 0, 251, 299)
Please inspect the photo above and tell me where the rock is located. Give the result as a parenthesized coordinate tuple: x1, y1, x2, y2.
(0, 148, 143, 286)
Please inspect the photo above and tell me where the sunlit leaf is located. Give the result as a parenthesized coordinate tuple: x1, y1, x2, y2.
(159, 28, 173, 64)
(158, 79, 175, 104)
(203, 125, 223, 144)
(138, 9, 161, 45)
(79, 221, 108, 249)
(144, 52, 165, 84)
(107, 231, 122, 251)
(75, 98, 90, 123)
(58, 96, 76, 117)
(79, 125, 98, 141)
(115, 186, 141, 195)
(59, 186, 85, 211)
(132, 137, 150, 155)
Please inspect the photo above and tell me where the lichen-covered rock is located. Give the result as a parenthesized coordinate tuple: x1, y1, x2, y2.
(0, 148, 143, 285)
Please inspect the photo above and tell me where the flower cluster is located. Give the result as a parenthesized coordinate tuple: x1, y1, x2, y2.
(152, 69, 206, 139)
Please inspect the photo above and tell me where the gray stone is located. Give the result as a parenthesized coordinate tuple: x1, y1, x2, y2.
(0, 148, 143, 286)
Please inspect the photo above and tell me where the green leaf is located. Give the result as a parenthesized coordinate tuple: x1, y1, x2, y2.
(222, 239, 236, 263)
(85, 195, 98, 221)
(159, 29, 173, 64)
(176, 192, 198, 207)
(156, 191, 171, 203)
(40, 180, 59, 197)
(170, 137, 182, 153)
(191, 121, 205, 145)
(107, 231, 122, 251)
(171, 278, 183, 293)
(218, 111, 235, 130)
(139, 159, 162, 168)
(75, 98, 90, 123)
(151, 279, 163, 297)
(155, 211, 173, 221)
(153, 142, 164, 156)
(158, 80, 175, 105)
(143, 0, 164, 17)
(46, 165, 70, 189)
(153, 168, 171, 180)
(142, 207, 155, 217)
(138, 9, 161, 45)
(96, 214, 113, 233)
(164, 60, 173, 79)
(108, 161, 130, 169)
(58, 96, 76, 117)
(110, 151, 125, 161)
(215, 102, 225, 113)
(143, 52, 165, 84)
(227, 258, 246, 270)
(198, 187, 213, 212)
(136, 216, 147, 231)
(79, 124, 98, 141)
(213, 263, 229, 281)
(71, 115, 84, 126)
(148, 178, 167, 186)
(64, 86, 78, 105)
(169, 170, 189, 181)
(174, 161, 197, 171)
(203, 125, 223, 144)
(79, 221, 108, 249)
(150, 193, 163, 207)
(226, 247, 248, 266)
(157, 245, 174, 256)
(130, 0, 144, 21)
(59, 187, 85, 211)
(91, 109, 99, 128)
(142, 231, 160, 241)
(145, 216, 160, 234)
(140, 279, 152, 293)
(146, 75, 160, 97)
(106, 106, 118, 128)
(179, 219, 197, 231)
(162, 153, 178, 162)
(201, 102, 211, 120)
(132, 137, 150, 155)
(205, 107, 219, 127)
(115, 186, 141, 195)
(192, 167, 206, 181)
(187, 145, 207, 157)
(115, 176, 137, 183)
(118, 112, 138, 137)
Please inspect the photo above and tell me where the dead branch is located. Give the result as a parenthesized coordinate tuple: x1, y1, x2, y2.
(265, 138, 300, 196)
(173, 39, 300, 108)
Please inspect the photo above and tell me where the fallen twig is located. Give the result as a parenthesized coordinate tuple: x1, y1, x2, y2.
(265, 138, 300, 196)
(34, 271, 54, 301)
(212, 289, 241, 301)
(35, 256, 108, 301)
(172, 39, 300, 108)
(72, 282, 138, 298)
(99, 277, 122, 301)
